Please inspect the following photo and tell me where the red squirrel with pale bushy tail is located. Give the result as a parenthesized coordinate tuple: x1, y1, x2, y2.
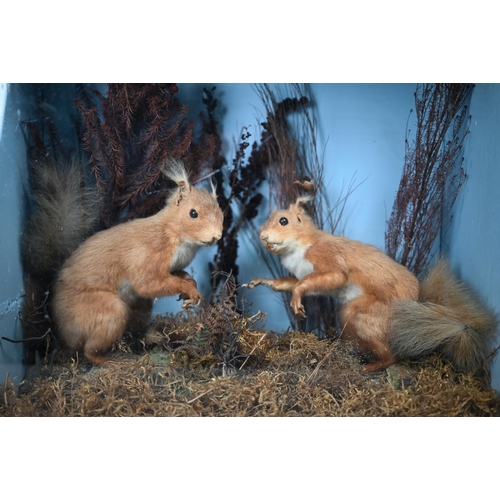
(247, 184, 498, 373)
(51, 160, 223, 365)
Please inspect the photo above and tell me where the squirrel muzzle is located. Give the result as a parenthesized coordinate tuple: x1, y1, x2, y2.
(260, 233, 279, 252)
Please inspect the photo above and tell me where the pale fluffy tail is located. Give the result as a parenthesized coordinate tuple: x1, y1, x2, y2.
(390, 259, 498, 372)
(20, 157, 99, 361)
(21, 158, 99, 281)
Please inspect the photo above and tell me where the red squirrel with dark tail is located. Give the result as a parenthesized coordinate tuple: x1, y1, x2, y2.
(246, 183, 498, 373)
(51, 160, 223, 365)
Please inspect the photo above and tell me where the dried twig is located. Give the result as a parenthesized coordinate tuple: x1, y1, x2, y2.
(209, 122, 267, 295)
(386, 83, 474, 276)
(251, 84, 359, 336)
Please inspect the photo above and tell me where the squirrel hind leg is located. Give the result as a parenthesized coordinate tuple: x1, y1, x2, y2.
(76, 292, 130, 365)
(340, 298, 396, 372)
(341, 337, 397, 373)
(362, 353, 397, 373)
(345, 333, 397, 373)
(83, 325, 127, 365)
(127, 297, 153, 337)
(83, 349, 116, 366)
(355, 334, 397, 372)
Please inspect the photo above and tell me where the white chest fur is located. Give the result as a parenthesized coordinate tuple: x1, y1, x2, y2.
(335, 283, 363, 305)
(170, 242, 199, 272)
(280, 245, 314, 280)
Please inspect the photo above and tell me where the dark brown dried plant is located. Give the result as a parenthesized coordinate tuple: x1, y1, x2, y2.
(203, 272, 257, 375)
(167, 272, 265, 376)
(76, 83, 219, 227)
(208, 104, 268, 295)
(385, 83, 474, 277)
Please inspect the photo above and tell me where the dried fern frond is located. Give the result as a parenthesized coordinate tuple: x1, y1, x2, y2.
(76, 84, 220, 227)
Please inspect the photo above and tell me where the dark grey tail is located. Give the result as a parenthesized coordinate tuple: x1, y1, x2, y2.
(390, 260, 498, 372)
(20, 157, 99, 361)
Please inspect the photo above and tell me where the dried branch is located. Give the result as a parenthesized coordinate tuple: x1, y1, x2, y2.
(208, 91, 268, 294)
(386, 83, 473, 276)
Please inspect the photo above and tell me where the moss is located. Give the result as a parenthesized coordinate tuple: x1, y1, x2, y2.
(2, 313, 498, 417)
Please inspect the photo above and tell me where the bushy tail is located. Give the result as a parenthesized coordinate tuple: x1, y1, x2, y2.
(390, 259, 498, 372)
(20, 157, 99, 361)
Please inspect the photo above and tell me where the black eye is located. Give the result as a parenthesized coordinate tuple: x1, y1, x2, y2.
(279, 217, 288, 226)
(190, 209, 198, 219)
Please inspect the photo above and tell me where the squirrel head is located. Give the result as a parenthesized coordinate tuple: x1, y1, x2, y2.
(259, 195, 316, 255)
(162, 160, 224, 246)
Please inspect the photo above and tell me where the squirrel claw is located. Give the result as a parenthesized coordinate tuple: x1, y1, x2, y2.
(244, 279, 262, 289)
(291, 299, 306, 318)
(182, 297, 200, 309)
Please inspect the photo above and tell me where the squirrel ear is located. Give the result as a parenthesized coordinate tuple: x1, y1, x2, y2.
(294, 178, 316, 193)
(175, 180, 191, 205)
(294, 195, 314, 213)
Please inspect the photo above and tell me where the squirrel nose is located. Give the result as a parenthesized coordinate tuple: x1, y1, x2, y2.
(260, 233, 269, 242)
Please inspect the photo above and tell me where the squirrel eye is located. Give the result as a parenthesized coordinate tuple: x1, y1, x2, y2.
(279, 217, 288, 226)
(190, 209, 198, 219)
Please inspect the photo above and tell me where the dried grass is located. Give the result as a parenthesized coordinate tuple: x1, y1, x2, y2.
(2, 315, 498, 417)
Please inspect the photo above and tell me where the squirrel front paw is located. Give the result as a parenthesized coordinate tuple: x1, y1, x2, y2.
(182, 293, 201, 309)
(244, 278, 273, 289)
(290, 295, 306, 318)
(178, 276, 198, 301)
(180, 285, 201, 309)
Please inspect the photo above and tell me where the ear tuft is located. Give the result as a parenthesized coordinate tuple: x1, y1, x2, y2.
(295, 194, 315, 209)
(209, 179, 217, 198)
(162, 159, 192, 191)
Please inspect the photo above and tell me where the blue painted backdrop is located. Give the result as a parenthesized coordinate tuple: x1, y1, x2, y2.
(1, 83, 498, 390)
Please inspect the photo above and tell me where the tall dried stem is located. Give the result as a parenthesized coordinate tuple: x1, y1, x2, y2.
(252, 84, 355, 336)
(386, 83, 473, 277)
(208, 83, 272, 297)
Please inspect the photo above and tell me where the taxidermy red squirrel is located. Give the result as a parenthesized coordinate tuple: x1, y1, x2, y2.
(51, 160, 223, 365)
(246, 189, 498, 373)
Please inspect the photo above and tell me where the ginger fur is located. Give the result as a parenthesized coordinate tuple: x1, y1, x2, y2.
(247, 194, 498, 373)
(52, 160, 223, 365)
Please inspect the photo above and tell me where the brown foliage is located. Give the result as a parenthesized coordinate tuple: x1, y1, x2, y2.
(76, 83, 220, 227)
(6, 250, 500, 417)
(385, 83, 474, 277)
(208, 116, 268, 292)
(151, 272, 267, 376)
